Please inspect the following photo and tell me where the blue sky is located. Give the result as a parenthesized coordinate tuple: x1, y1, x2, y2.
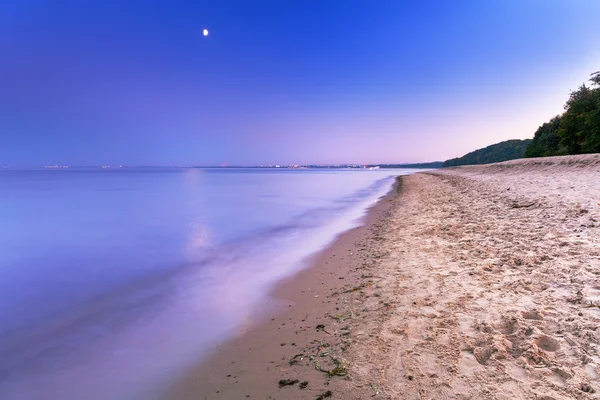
(1, 0, 599, 166)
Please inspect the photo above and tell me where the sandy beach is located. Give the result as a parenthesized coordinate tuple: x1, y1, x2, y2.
(169, 154, 600, 400)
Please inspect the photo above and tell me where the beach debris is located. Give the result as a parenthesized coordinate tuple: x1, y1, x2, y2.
(316, 390, 333, 400)
(278, 379, 299, 388)
(343, 283, 369, 293)
(299, 381, 309, 389)
(289, 353, 304, 365)
(369, 383, 381, 395)
(316, 324, 333, 335)
(510, 201, 536, 209)
(315, 356, 348, 377)
(329, 313, 348, 321)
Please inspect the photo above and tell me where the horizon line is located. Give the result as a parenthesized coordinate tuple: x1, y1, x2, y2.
(1, 161, 445, 170)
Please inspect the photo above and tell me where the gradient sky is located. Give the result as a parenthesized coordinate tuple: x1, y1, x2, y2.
(1, 0, 600, 166)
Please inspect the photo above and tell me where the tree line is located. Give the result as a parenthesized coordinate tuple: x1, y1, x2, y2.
(443, 139, 532, 167)
(525, 71, 600, 157)
(443, 71, 599, 167)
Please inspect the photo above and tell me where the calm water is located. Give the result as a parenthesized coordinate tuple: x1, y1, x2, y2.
(0, 168, 417, 399)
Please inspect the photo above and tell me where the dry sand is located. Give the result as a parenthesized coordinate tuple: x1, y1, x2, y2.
(169, 154, 600, 400)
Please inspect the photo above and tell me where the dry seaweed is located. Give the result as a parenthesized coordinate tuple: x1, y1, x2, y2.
(288, 353, 304, 366)
(329, 313, 348, 321)
(316, 390, 333, 400)
(316, 324, 333, 334)
(315, 356, 348, 377)
(343, 283, 368, 293)
(510, 201, 536, 209)
(278, 379, 299, 388)
(369, 383, 381, 395)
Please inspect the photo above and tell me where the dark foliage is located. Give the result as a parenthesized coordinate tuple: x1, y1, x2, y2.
(524, 116, 563, 157)
(316, 391, 333, 400)
(526, 71, 600, 157)
(443, 139, 532, 167)
(278, 379, 299, 388)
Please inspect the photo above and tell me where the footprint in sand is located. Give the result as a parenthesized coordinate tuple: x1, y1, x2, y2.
(522, 310, 544, 320)
(535, 335, 560, 352)
(474, 347, 495, 365)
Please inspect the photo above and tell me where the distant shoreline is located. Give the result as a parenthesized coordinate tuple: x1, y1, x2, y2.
(2, 163, 443, 170)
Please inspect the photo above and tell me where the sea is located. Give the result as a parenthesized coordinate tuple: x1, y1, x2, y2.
(0, 167, 418, 399)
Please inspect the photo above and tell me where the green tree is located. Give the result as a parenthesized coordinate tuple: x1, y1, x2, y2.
(444, 139, 532, 167)
(525, 116, 562, 157)
(559, 81, 600, 154)
(525, 71, 600, 157)
(583, 71, 600, 152)
(591, 71, 600, 87)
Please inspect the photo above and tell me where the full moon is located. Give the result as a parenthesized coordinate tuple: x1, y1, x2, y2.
(203, 29, 209, 36)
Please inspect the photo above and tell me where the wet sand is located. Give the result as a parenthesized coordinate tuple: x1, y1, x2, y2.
(169, 154, 600, 399)
(166, 177, 402, 400)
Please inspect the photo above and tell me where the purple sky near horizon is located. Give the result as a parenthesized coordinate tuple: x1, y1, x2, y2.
(1, 0, 600, 166)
